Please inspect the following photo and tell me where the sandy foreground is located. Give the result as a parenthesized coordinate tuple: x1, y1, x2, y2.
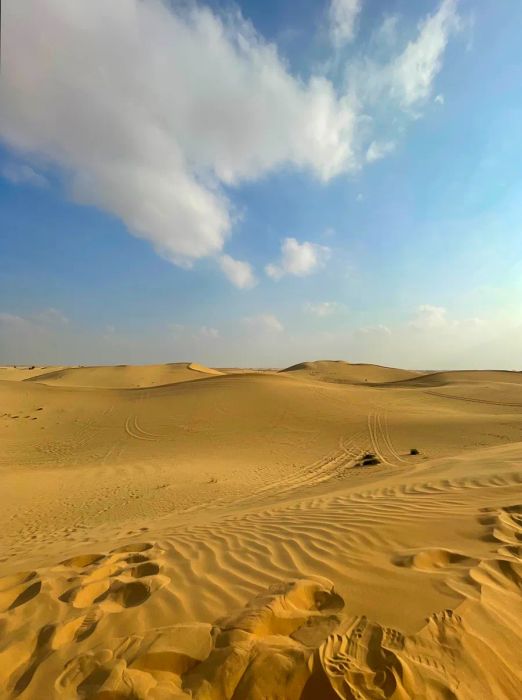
(0, 360, 521, 699)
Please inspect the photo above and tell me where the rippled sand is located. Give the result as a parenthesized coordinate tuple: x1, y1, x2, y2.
(1, 361, 521, 698)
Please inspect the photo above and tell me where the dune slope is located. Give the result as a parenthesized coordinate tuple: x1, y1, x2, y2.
(0, 362, 521, 699)
(281, 359, 421, 385)
(0, 366, 64, 382)
(21, 362, 222, 388)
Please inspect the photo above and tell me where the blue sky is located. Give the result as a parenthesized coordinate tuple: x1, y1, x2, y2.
(1, 0, 522, 368)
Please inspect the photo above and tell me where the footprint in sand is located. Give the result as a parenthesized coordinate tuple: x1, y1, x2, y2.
(56, 577, 344, 699)
(110, 541, 154, 553)
(52, 609, 102, 648)
(57, 542, 168, 612)
(0, 571, 41, 612)
(4, 612, 99, 698)
(391, 548, 478, 572)
(56, 649, 116, 699)
(0, 542, 169, 697)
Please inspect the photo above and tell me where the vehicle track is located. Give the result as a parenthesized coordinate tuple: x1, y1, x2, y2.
(124, 415, 159, 441)
(367, 409, 407, 466)
(379, 410, 407, 463)
(424, 390, 522, 409)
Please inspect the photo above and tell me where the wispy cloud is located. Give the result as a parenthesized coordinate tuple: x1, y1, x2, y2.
(372, 15, 399, 50)
(358, 324, 392, 336)
(409, 304, 448, 330)
(0, 308, 70, 363)
(409, 304, 485, 331)
(198, 326, 219, 339)
(366, 140, 396, 163)
(0, 312, 32, 329)
(169, 323, 220, 340)
(243, 313, 284, 333)
(329, 0, 362, 47)
(0, 308, 68, 329)
(1, 162, 47, 187)
(389, 0, 460, 109)
(35, 308, 69, 325)
(349, 0, 461, 114)
(304, 301, 341, 317)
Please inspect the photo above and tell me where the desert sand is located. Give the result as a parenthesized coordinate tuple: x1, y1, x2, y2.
(0, 360, 521, 699)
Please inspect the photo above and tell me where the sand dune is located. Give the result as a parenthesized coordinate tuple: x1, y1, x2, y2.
(20, 362, 222, 388)
(0, 366, 64, 382)
(387, 368, 522, 387)
(0, 361, 521, 698)
(281, 360, 421, 385)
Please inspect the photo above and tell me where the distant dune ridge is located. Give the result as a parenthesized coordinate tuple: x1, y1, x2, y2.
(280, 359, 422, 384)
(0, 365, 68, 382)
(14, 361, 223, 388)
(0, 359, 521, 698)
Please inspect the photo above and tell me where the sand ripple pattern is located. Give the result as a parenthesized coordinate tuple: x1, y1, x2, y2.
(0, 504, 520, 698)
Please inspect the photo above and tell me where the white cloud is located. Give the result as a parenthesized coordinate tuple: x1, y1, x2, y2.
(329, 0, 362, 47)
(198, 326, 219, 339)
(409, 304, 449, 330)
(243, 313, 284, 333)
(409, 304, 485, 332)
(0, 308, 70, 363)
(218, 254, 257, 289)
(366, 140, 396, 163)
(1, 162, 47, 187)
(321, 227, 337, 239)
(304, 301, 340, 317)
(0, 308, 68, 329)
(373, 15, 399, 50)
(434, 93, 445, 104)
(266, 238, 331, 279)
(169, 323, 219, 340)
(359, 324, 392, 336)
(459, 317, 486, 329)
(349, 0, 460, 116)
(36, 307, 69, 325)
(390, 0, 460, 109)
(0, 0, 463, 285)
(0, 312, 31, 329)
(2, 304, 520, 371)
(0, 0, 359, 271)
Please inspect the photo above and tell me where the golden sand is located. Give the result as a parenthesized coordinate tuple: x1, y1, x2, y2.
(0, 360, 521, 698)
